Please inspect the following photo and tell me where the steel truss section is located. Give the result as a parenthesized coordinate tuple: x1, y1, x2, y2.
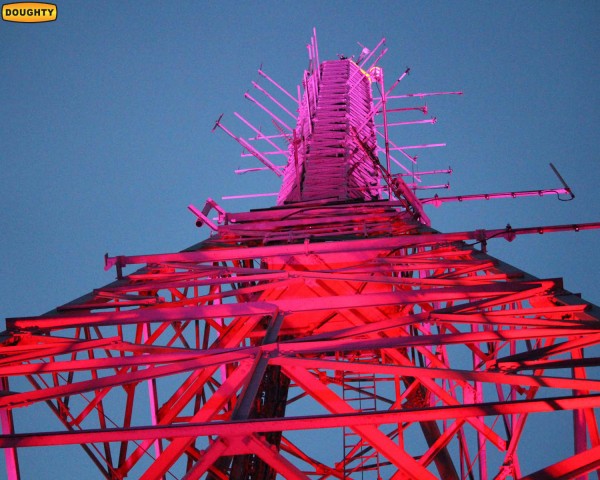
(3, 201, 600, 479)
(2, 31, 600, 480)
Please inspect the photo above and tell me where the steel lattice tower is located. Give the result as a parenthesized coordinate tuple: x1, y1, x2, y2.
(2, 32, 600, 479)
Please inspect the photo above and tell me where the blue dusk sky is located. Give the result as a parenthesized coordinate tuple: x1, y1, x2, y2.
(1, 1, 599, 478)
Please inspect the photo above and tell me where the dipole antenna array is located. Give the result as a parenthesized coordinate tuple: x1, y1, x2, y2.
(214, 31, 573, 226)
(2, 29, 600, 480)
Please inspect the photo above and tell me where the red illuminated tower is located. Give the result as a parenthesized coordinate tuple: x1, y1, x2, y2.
(2, 31, 600, 479)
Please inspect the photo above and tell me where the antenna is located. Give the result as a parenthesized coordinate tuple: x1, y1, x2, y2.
(214, 30, 579, 231)
(550, 162, 575, 200)
(421, 163, 576, 207)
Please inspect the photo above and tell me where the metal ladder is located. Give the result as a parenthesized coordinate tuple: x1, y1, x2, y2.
(342, 353, 382, 479)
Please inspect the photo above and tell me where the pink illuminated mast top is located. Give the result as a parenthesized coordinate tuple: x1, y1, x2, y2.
(215, 31, 449, 225)
(214, 29, 574, 228)
(277, 56, 382, 205)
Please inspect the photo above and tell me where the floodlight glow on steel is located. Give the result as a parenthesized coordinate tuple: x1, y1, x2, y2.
(2, 29, 599, 480)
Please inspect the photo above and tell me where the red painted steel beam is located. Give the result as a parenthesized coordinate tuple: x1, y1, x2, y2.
(137, 360, 254, 480)
(0, 377, 20, 480)
(282, 364, 438, 479)
(519, 444, 600, 480)
(232, 435, 308, 480)
(0, 351, 255, 409)
(10, 304, 278, 330)
(116, 309, 268, 475)
(103, 221, 600, 269)
(0, 349, 255, 376)
(180, 438, 229, 480)
(286, 301, 592, 344)
(1, 393, 599, 448)
(278, 327, 597, 355)
(0, 337, 121, 365)
(267, 356, 600, 392)
(10, 280, 557, 331)
(494, 333, 600, 365)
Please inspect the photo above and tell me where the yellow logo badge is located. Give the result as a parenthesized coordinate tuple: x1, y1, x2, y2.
(2, 2, 57, 23)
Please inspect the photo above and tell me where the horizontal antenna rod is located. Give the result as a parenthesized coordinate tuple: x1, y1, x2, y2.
(234, 112, 288, 156)
(376, 118, 437, 128)
(213, 115, 283, 177)
(377, 91, 463, 100)
(222, 192, 279, 200)
(398, 168, 452, 177)
(252, 81, 297, 121)
(235, 167, 283, 175)
(421, 188, 571, 206)
(258, 69, 298, 104)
